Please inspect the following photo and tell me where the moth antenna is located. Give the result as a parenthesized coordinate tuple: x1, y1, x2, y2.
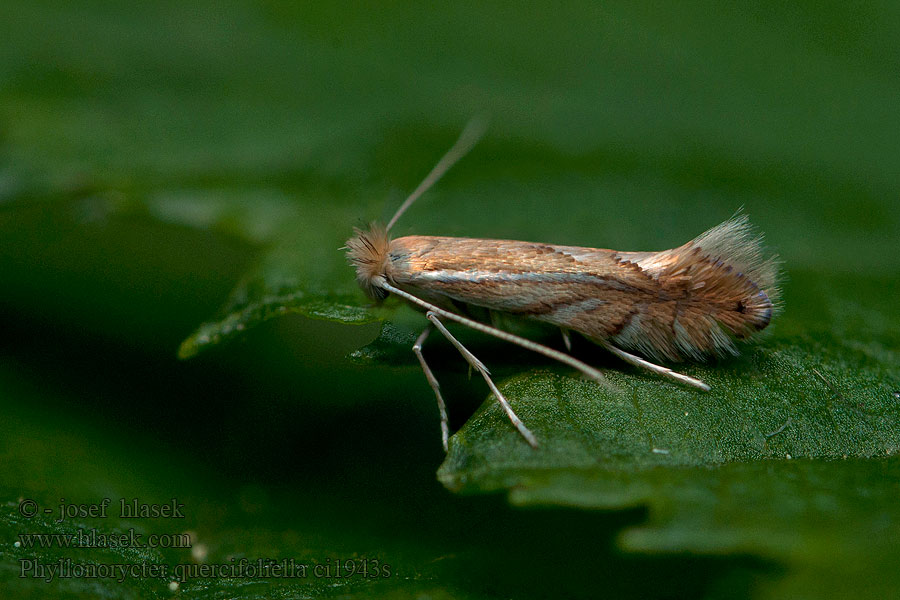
(386, 116, 489, 232)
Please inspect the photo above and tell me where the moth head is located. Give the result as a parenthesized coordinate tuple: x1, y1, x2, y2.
(345, 223, 392, 300)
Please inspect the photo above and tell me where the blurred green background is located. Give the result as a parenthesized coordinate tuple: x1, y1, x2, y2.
(1, 1, 898, 598)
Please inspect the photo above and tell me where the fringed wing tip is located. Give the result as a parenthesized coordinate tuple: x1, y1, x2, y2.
(612, 212, 783, 362)
(691, 212, 782, 305)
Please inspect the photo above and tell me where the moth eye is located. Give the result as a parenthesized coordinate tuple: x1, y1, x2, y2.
(736, 301, 746, 313)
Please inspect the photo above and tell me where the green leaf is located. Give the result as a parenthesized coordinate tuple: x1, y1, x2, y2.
(435, 272, 900, 599)
(176, 201, 382, 359)
(4, 0, 900, 598)
(0, 364, 480, 600)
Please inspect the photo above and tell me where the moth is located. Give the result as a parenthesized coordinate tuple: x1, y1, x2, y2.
(347, 120, 780, 449)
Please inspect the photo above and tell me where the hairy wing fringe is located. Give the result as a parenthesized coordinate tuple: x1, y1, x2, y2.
(615, 214, 781, 361)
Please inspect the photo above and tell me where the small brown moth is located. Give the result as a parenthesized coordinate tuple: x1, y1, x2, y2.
(347, 120, 779, 449)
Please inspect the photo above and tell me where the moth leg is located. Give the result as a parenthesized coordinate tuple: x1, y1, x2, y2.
(412, 325, 451, 452)
(599, 341, 710, 391)
(560, 329, 572, 352)
(425, 311, 539, 448)
(375, 278, 608, 387)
